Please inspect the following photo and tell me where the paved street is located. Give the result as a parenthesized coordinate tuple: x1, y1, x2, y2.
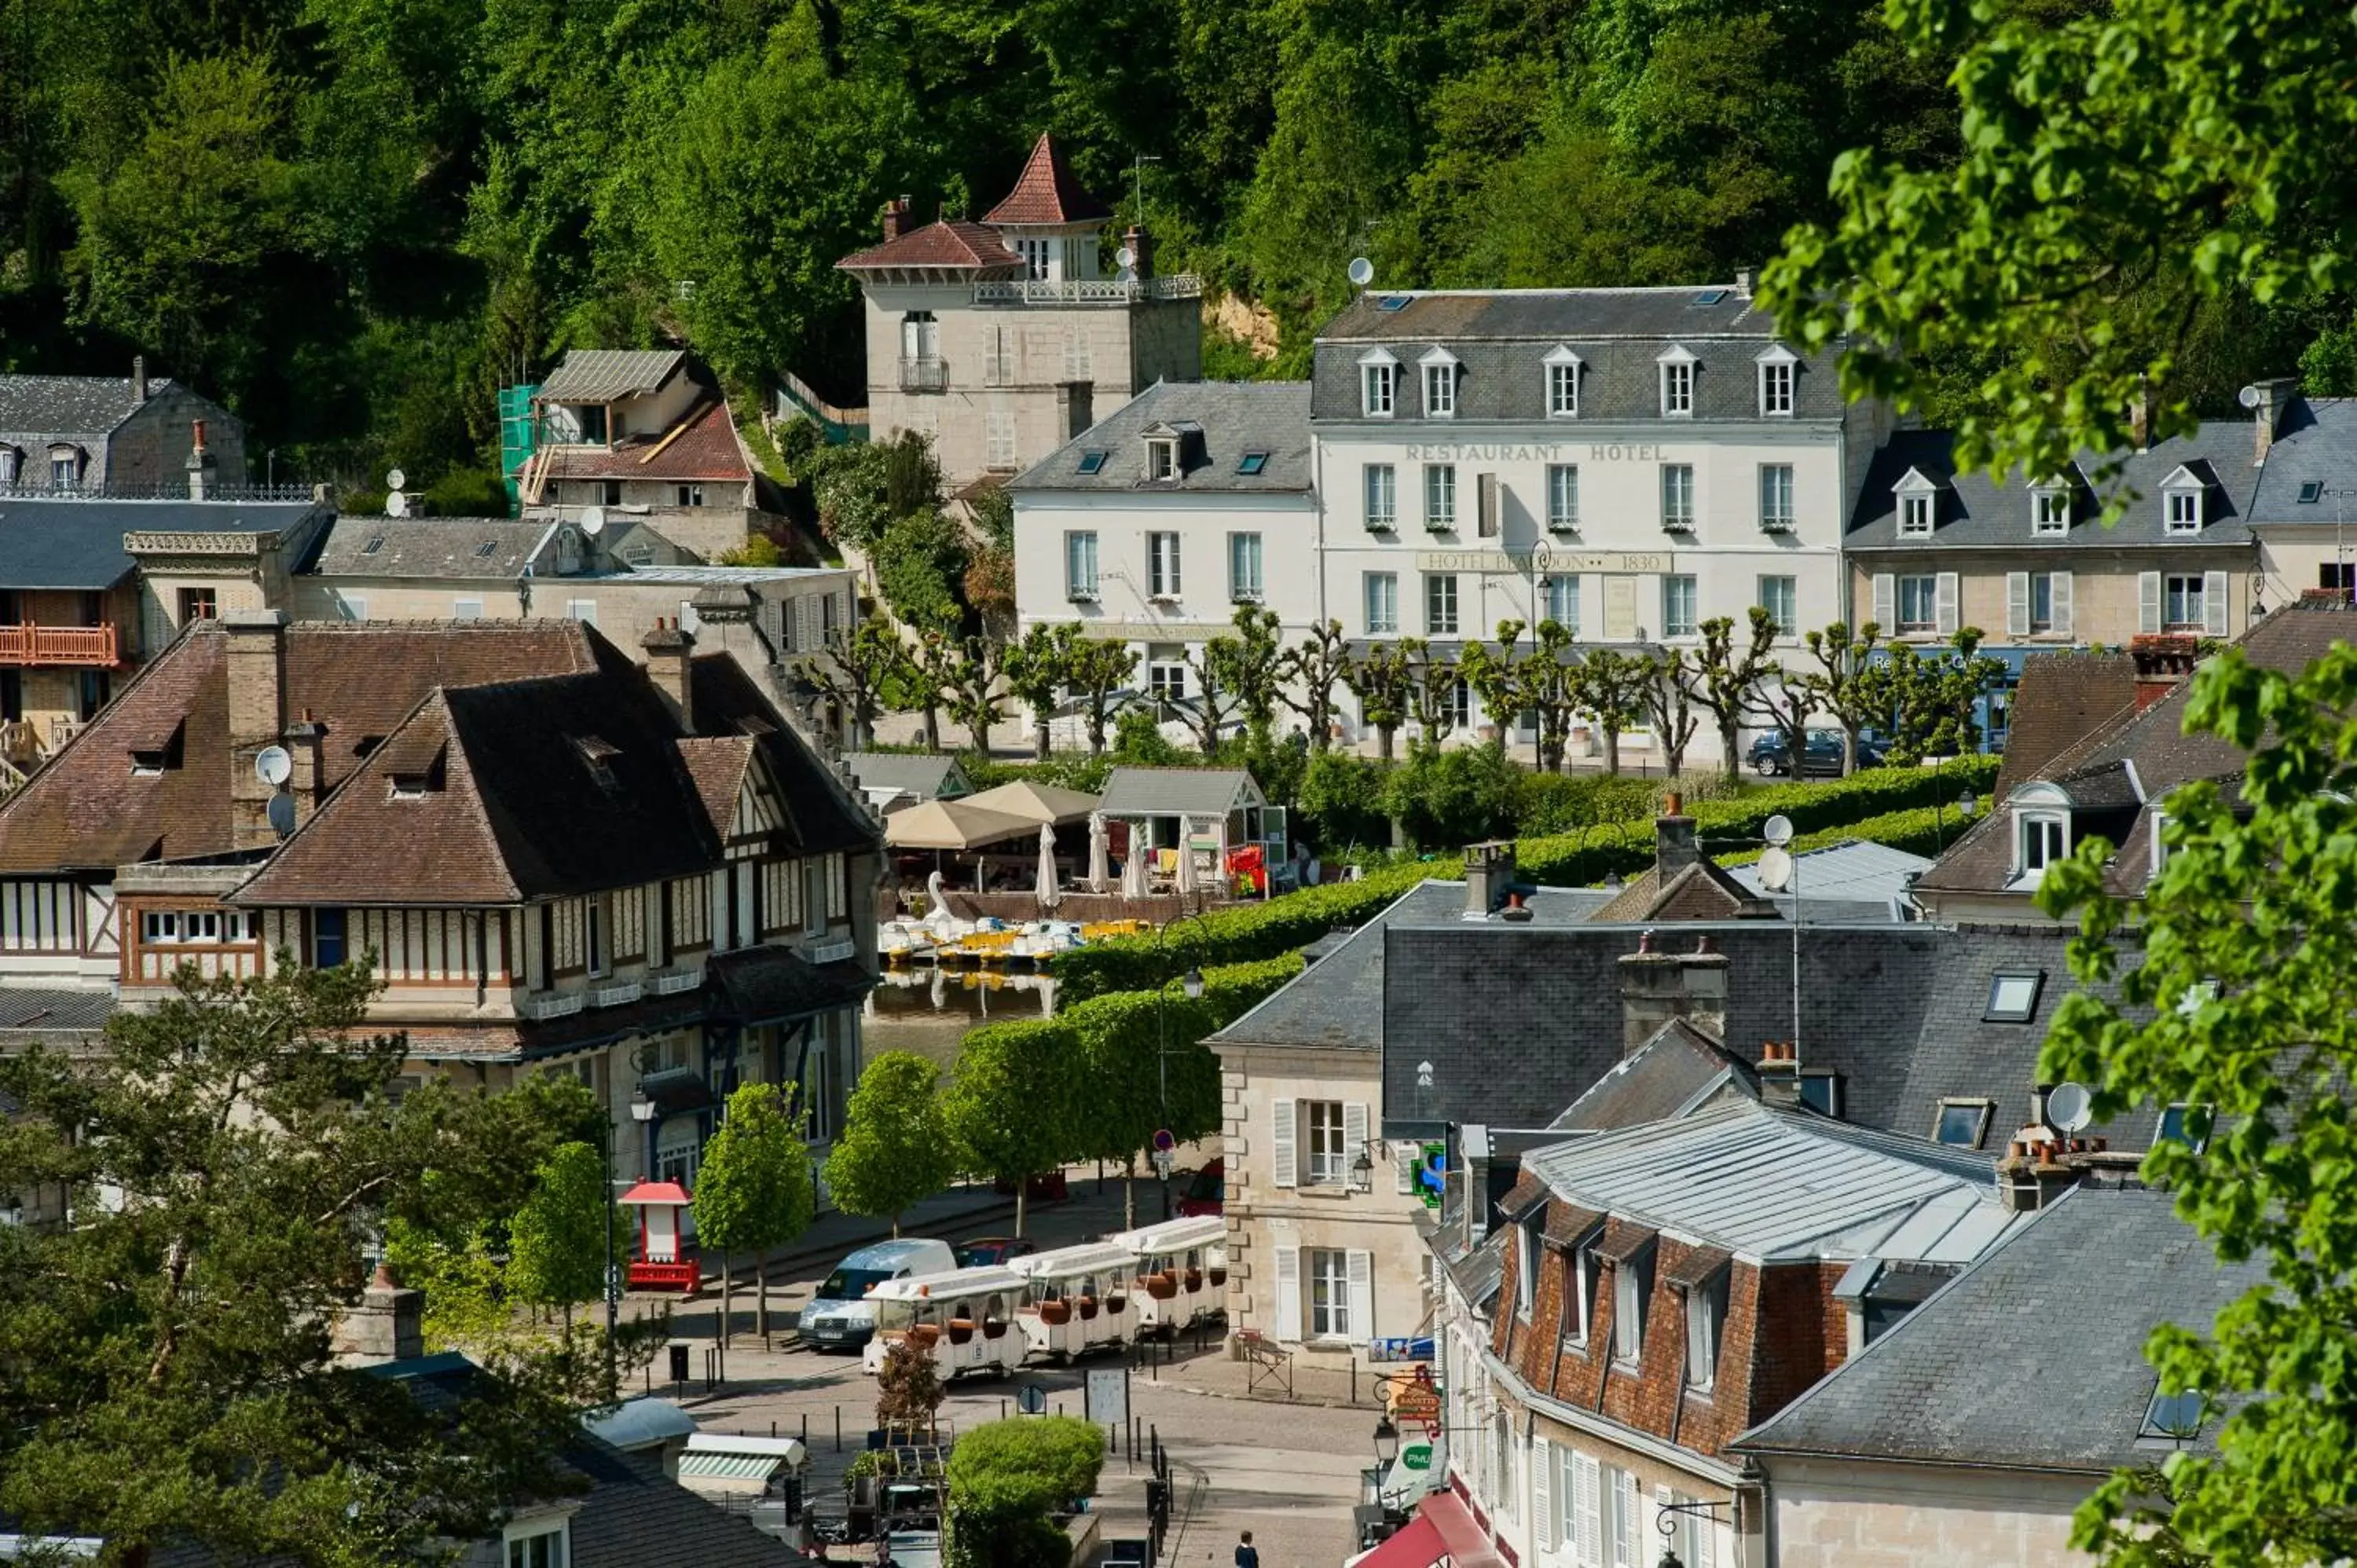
(626, 1171, 1376, 1568)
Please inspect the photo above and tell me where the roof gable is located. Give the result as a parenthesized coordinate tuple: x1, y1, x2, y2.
(982, 134, 1113, 227)
(836, 219, 1026, 276)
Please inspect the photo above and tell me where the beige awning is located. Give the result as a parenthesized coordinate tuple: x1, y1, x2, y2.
(883, 799, 1039, 852)
(962, 780, 1102, 826)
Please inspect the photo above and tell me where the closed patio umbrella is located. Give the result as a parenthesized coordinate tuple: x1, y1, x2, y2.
(1121, 830, 1148, 899)
(1087, 811, 1111, 892)
(1175, 825, 1198, 897)
(1036, 823, 1061, 910)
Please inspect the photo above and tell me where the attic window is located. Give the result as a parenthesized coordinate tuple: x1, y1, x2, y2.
(361, 536, 386, 555)
(1077, 450, 1109, 475)
(128, 720, 185, 778)
(2140, 1385, 2209, 1444)
(570, 734, 622, 792)
(1797, 1071, 1840, 1116)
(1985, 970, 2044, 1021)
(2158, 1102, 2212, 1152)
(1375, 295, 1412, 312)
(1146, 438, 1179, 482)
(475, 539, 500, 558)
(2032, 486, 2071, 537)
(1934, 1098, 1995, 1148)
(1692, 290, 1727, 306)
(1237, 451, 1270, 476)
(354, 736, 387, 759)
(2300, 481, 2325, 504)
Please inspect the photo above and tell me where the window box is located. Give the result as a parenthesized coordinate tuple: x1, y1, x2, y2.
(522, 991, 585, 1021)
(805, 936, 857, 965)
(588, 979, 643, 1009)
(649, 966, 705, 995)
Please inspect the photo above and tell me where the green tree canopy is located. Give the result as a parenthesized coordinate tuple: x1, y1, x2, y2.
(693, 1082, 816, 1343)
(824, 1052, 956, 1234)
(505, 1140, 621, 1320)
(941, 1020, 1080, 1235)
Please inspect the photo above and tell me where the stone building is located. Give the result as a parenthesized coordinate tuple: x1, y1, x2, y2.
(0, 361, 247, 493)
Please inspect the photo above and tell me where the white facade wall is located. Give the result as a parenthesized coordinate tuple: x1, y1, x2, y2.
(1761, 1455, 2093, 1568)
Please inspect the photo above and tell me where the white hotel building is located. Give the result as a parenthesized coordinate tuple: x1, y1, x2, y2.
(1010, 283, 1893, 760)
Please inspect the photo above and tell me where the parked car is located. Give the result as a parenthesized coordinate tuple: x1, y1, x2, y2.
(954, 1236, 1039, 1268)
(1747, 730, 1886, 778)
(1175, 1157, 1225, 1218)
(798, 1237, 958, 1351)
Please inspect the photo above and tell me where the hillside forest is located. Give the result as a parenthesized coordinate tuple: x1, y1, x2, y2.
(3, 0, 2355, 496)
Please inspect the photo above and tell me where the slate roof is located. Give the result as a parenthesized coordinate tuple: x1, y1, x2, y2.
(1727, 839, 1932, 909)
(0, 987, 114, 1036)
(1546, 1017, 1747, 1133)
(836, 220, 1027, 276)
(1308, 287, 1849, 423)
(0, 374, 175, 435)
(2246, 396, 2357, 519)
(0, 496, 324, 590)
(1011, 381, 1314, 495)
(1732, 1185, 2264, 1472)
(1846, 426, 2262, 550)
(536, 398, 751, 485)
(706, 947, 873, 1030)
(1098, 766, 1263, 815)
(844, 752, 973, 801)
(310, 516, 547, 578)
(535, 350, 688, 405)
(1591, 855, 1777, 922)
(982, 134, 1112, 226)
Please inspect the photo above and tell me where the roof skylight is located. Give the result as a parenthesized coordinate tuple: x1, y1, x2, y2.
(1076, 450, 1108, 474)
(1237, 452, 1270, 476)
(1985, 971, 2043, 1021)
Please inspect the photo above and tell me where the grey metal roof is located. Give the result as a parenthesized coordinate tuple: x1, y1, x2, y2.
(535, 350, 688, 405)
(1521, 1098, 2025, 1262)
(844, 752, 971, 800)
(0, 374, 172, 436)
(310, 516, 547, 578)
(1846, 425, 2261, 549)
(1098, 766, 1264, 815)
(1728, 838, 1931, 907)
(1732, 1185, 2264, 1471)
(1010, 381, 1314, 494)
(0, 496, 324, 590)
(2248, 396, 2357, 519)
(0, 987, 114, 1034)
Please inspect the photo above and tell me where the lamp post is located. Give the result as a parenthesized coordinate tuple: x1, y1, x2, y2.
(607, 1088, 656, 1397)
(1652, 1497, 1731, 1568)
(1934, 786, 1979, 852)
(1148, 910, 1215, 1222)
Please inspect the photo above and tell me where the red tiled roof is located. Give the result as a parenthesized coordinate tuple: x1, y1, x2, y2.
(835, 219, 1026, 275)
(676, 735, 757, 841)
(537, 397, 751, 485)
(983, 134, 1113, 227)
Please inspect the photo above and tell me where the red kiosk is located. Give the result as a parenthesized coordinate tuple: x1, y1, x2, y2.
(618, 1179, 698, 1291)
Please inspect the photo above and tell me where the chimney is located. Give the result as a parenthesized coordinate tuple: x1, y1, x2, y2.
(1461, 840, 1517, 918)
(133, 355, 148, 403)
(185, 419, 215, 502)
(642, 617, 696, 731)
(1124, 225, 1155, 281)
(1655, 791, 1699, 876)
(2130, 633, 2199, 711)
(1756, 1039, 1802, 1106)
(225, 610, 288, 851)
(2240, 377, 2298, 466)
(2130, 384, 2150, 453)
(1617, 932, 1729, 1054)
(882, 195, 911, 241)
(332, 1260, 425, 1367)
(1732, 267, 1754, 300)
(285, 709, 327, 825)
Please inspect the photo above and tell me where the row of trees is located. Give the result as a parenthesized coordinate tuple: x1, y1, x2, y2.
(805, 603, 2007, 778)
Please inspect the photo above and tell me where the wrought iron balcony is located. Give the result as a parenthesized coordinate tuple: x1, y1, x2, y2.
(899, 356, 949, 393)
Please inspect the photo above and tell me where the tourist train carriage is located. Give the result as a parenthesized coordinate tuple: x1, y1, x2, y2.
(859, 1264, 1030, 1382)
(1110, 1214, 1227, 1334)
(1006, 1241, 1137, 1361)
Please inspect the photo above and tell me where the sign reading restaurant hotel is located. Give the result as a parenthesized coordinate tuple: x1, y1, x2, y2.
(1417, 551, 1675, 574)
(1403, 442, 1670, 463)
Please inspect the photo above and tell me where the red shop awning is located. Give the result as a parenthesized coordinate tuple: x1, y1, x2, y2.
(1350, 1490, 1505, 1568)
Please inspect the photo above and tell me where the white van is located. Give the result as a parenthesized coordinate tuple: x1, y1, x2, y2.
(798, 1237, 958, 1351)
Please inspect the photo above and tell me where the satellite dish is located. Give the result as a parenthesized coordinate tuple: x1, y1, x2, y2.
(385, 467, 406, 492)
(383, 490, 409, 518)
(2048, 1082, 2095, 1134)
(1756, 845, 1794, 892)
(1762, 813, 1794, 848)
(1115, 244, 1136, 270)
(1347, 257, 1375, 288)
(266, 791, 298, 841)
(580, 505, 607, 536)
(254, 746, 293, 787)
(1114, 268, 1137, 286)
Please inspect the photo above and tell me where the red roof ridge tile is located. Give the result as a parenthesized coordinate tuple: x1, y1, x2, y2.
(836, 218, 1026, 275)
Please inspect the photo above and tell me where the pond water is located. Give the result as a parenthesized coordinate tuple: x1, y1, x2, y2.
(860, 968, 1058, 1073)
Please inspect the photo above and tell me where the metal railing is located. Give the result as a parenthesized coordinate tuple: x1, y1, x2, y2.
(0, 481, 319, 504)
(972, 275, 1204, 305)
(0, 624, 119, 667)
(899, 357, 949, 393)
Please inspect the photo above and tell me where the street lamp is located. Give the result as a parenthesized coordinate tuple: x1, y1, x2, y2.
(1182, 967, 1204, 1000)
(1372, 1415, 1400, 1467)
(1350, 1145, 1375, 1192)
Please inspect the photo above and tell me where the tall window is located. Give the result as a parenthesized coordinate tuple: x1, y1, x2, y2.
(1147, 533, 1181, 599)
(2164, 573, 2205, 628)
(1545, 575, 1580, 633)
(1425, 574, 1460, 636)
(2029, 571, 2055, 632)
(1229, 533, 1264, 600)
(1365, 573, 1399, 635)
(985, 411, 1017, 469)
(2166, 489, 2203, 534)
(49, 451, 79, 488)
(1547, 356, 1580, 417)
(1362, 360, 1396, 417)
(1758, 464, 1795, 531)
(1146, 437, 1178, 481)
(1684, 1273, 1725, 1390)
(1758, 576, 1797, 633)
(1065, 532, 1098, 599)
(1660, 357, 1695, 416)
(900, 311, 938, 361)
(1760, 356, 1795, 415)
(2032, 488, 2070, 536)
(584, 897, 608, 977)
(1897, 574, 1937, 630)
(1304, 1101, 1347, 1183)
(1612, 1247, 1652, 1361)
(2021, 813, 2067, 874)
(1547, 464, 1580, 532)
(1365, 464, 1398, 529)
(1900, 492, 1934, 536)
(1662, 575, 1699, 637)
(506, 1522, 568, 1568)
(1661, 464, 1695, 531)
(1424, 464, 1457, 529)
(313, 909, 348, 969)
(1423, 361, 1457, 417)
(1309, 1249, 1351, 1339)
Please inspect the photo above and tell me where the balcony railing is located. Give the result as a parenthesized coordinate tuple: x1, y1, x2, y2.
(900, 356, 949, 393)
(0, 623, 119, 667)
(972, 275, 1204, 306)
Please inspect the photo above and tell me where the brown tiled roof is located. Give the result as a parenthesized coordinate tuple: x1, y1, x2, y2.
(1593, 859, 1776, 923)
(1541, 1201, 1605, 1251)
(689, 654, 876, 855)
(835, 219, 1026, 275)
(1498, 1171, 1550, 1221)
(536, 397, 751, 485)
(1992, 651, 2136, 803)
(676, 735, 757, 841)
(983, 134, 1113, 226)
(0, 622, 600, 873)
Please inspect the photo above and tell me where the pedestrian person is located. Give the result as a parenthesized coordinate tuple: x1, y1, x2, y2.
(1236, 1530, 1259, 1568)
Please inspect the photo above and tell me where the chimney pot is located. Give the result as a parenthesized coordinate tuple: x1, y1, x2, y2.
(1123, 224, 1155, 281)
(2242, 377, 2299, 466)
(133, 355, 148, 402)
(1637, 929, 1657, 955)
(1693, 934, 1715, 955)
(185, 419, 217, 500)
(1664, 789, 1683, 816)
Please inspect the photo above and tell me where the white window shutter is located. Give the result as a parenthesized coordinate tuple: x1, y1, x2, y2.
(1532, 1439, 1556, 1555)
(1272, 1246, 1302, 1340)
(1870, 573, 1894, 630)
(1271, 1098, 1298, 1188)
(1934, 571, 1959, 635)
(1346, 1248, 1374, 1343)
(1695, 1511, 1717, 1568)
(2205, 570, 2230, 636)
(1343, 1102, 1369, 1165)
(2006, 572, 2031, 638)
(1617, 1470, 1641, 1568)
(1573, 1453, 1602, 1568)
(1394, 1143, 1417, 1194)
(2139, 571, 2163, 633)
(2052, 572, 2074, 639)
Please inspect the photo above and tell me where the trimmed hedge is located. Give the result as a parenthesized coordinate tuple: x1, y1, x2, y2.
(1050, 758, 2000, 999)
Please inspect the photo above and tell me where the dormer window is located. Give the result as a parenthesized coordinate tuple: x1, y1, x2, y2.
(1757, 344, 1798, 416)
(1544, 346, 1582, 417)
(504, 1514, 571, 1568)
(1359, 350, 1398, 418)
(2015, 811, 2068, 884)
(1420, 347, 1459, 419)
(2161, 466, 2206, 534)
(1659, 346, 1695, 417)
(0, 445, 18, 484)
(1611, 1241, 1655, 1362)
(1146, 438, 1179, 481)
(47, 444, 83, 489)
(570, 735, 621, 793)
(2032, 485, 2071, 537)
